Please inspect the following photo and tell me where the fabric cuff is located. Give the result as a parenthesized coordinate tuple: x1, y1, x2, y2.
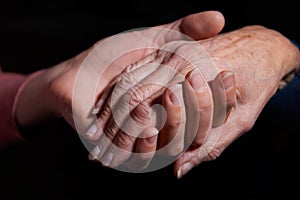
(0, 70, 44, 147)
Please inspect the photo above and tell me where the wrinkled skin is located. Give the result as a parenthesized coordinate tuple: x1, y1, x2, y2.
(92, 25, 300, 177)
(88, 40, 237, 170)
(14, 11, 225, 161)
(174, 25, 300, 178)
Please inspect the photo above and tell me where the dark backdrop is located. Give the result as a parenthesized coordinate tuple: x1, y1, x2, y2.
(1, 1, 299, 199)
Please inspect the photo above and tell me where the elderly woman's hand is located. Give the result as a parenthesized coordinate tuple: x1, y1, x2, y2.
(174, 25, 300, 178)
(90, 25, 300, 176)
(88, 64, 235, 170)
(88, 36, 237, 170)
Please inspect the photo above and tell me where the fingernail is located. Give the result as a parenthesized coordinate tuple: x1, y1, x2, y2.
(177, 167, 182, 179)
(221, 71, 234, 90)
(92, 98, 105, 114)
(88, 145, 102, 161)
(169, 84, 182, 105)
(101, 151, 113, 167)
(177, 162, 193, 179)
(188, 69, 206, 91)
(86, 123, 98, 137)
(146, 133, 158, 144)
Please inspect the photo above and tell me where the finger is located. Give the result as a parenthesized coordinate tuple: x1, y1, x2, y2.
(87, 119, 117, 165)
(157, 84, 186, 157)
(173, 127, 223, 179)
(85, 57, 161, 141)
(109, 50, 190, 140)
(98, 129, 136, 168)
(125, 127, 159, 171)
(87, 40, 194, 142)
(179, 11, 225, 40)
(88, 43, 193, 147)
(92, 84, 114, 115)
(162, 11, 225, 41)
(183, 68, 213, 147)
(210, 70, 236, 127)
(95, 101, 154, 167)
(111, 99, 162, 170)
(86, 10, 225, 137)
(173, 71, 236, 178)
(174, 149, 199, 179)
(108, 51, 159, 89)
(87, 66, 174, 152)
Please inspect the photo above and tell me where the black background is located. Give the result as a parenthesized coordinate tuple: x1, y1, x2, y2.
(1, 1, 300, 199)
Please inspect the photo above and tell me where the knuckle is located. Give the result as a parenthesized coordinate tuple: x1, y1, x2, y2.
(197, 89, 213, 111)
(116, 92, 135, 114)
(165, 53, 191, 73)
(200, 147, 223, 162)
(114, 132, 135, 150)
(99, 99, 112, 118)
(112, 75, 135, 98)
(160, 43, 195, 73)
(119, 73, 135, 86)
(160, 41, 184, 56)
(206, 148, 222, 161)
(104, 121, 119, 140)
(131, 102, 151, 127)
(198, 96, 213, 113)
(126, 85, 145, 108)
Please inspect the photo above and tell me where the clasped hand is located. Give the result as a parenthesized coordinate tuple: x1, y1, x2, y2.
(84, 25, 299, 178)
(18, 11, 298, 179)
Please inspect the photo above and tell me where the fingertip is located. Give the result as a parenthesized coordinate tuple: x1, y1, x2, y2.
(136, 127, 158, 153)
(88, 145, 102, 161)
(85, 120, 105, 141)
(186, 68, 207, 92)
(180, 10, 225, 40)
(163, 84, 183, 107)
(219, 70, 235, 91)
(176, 162, 194, 179)
(211, 10, 225, 31)
(144, 127, 159, 145)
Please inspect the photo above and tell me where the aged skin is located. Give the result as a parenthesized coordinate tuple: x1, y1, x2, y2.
(174, 25, 300, 178)
(92, 25, 300, 177)
(14, 11, 225, 168)
(15, 11, 224, 128)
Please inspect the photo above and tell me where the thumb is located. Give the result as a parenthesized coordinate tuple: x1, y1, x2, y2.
(164, 10, 225, 41)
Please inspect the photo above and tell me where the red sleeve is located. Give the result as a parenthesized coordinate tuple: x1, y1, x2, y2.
(0, 72, 27, 147)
